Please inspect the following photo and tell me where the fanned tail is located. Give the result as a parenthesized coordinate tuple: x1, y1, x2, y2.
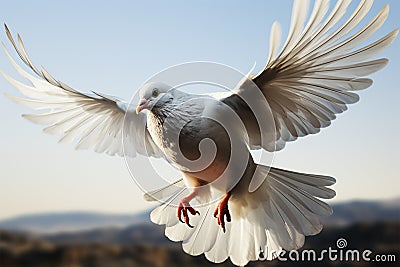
(149, 165, 335, 266)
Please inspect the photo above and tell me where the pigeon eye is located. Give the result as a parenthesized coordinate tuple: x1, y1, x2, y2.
(152, 88, 159, 98)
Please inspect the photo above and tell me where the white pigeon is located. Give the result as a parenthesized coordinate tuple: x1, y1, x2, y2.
(2, 0, 398, 265)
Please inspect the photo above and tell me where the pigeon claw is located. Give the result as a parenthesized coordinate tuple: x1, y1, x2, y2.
(213, 193, 231, 233)
(177, 201, 199, 228)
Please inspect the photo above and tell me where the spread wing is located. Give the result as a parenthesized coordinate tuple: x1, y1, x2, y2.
(224, 0, 398, 151)
(2, 25, 161, 158)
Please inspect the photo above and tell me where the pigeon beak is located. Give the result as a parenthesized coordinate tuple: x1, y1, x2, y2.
(136, 99, 147, 114)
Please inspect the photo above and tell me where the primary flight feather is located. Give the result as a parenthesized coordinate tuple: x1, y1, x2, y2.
(2, 0, 397, 266)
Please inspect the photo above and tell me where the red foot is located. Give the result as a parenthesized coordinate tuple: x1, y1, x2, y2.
(213, 192, 231, 233)
(177, 200, 200, 228)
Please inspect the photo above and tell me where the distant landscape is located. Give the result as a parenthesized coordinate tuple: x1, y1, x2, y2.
(0, 199, 399, 267)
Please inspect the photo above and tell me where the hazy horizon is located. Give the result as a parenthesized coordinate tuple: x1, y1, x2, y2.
(0, 195, 399, 222)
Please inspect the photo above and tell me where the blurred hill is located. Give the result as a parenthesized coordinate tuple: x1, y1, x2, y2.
(1, 222, 398, 267)
(0, 198, 399, 267)
(322, 198, 400, 226)
(0, 212, 148, 234)
(0, 198, 399, 235)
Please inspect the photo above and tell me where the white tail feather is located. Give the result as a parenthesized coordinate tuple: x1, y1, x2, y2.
(149, 165, 335, 266)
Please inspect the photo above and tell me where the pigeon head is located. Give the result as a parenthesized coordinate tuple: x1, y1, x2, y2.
(136, 82, 172, 114)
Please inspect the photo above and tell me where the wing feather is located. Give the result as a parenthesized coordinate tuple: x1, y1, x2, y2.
(2, 25, 161, 158)
(224, 1, 397, 151)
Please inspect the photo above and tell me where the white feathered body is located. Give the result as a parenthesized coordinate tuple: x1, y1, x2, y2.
(146, 90, 250, 193)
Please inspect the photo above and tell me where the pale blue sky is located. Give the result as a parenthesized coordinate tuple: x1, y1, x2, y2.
(0, 0, 399, 220)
